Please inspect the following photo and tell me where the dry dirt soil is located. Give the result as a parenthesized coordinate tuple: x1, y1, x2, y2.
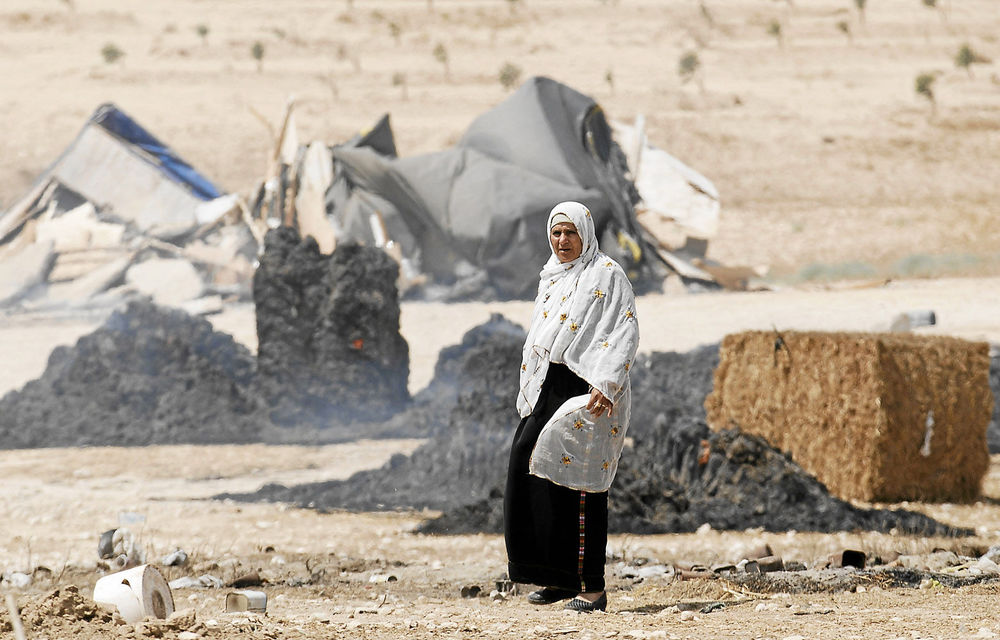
(3, 442, 1000, 640)
(3, 1, 1000, 639)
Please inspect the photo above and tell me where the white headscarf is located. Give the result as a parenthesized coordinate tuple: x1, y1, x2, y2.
(518, 201, 639, 492)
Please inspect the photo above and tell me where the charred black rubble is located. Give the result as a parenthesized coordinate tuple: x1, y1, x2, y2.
(229, 332, 970, 537)
(0, 299, 265, 447)
(219, 313, 526, 510)
(253, 227, 410, 426)
(2, 224, 993, 534)
(0, 229, 420, 448)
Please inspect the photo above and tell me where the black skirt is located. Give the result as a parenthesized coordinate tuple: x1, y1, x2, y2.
(504, 363, 608, 593)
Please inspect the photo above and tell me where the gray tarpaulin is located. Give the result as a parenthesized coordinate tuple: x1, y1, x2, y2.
(326, 76, 648, 299)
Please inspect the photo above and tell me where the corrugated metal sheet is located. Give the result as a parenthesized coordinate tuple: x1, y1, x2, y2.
(52, 125, 203, 235)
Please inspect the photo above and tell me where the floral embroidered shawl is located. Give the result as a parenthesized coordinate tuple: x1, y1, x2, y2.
(518, 201, 639, 492)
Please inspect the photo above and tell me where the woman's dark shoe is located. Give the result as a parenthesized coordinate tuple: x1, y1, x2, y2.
(527, 587, 578, 605)
(563, 592, 607, 612)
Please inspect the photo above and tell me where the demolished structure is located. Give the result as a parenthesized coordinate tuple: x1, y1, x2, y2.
(0, 103, 257, 313)
(0, 78, 732, 312)
(253, 76, 729, 300)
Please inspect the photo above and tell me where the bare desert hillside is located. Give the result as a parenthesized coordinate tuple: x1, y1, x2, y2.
(2, 0, 999, 279)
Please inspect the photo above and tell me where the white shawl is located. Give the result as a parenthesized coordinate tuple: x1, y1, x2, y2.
(518, 201, 639, 492)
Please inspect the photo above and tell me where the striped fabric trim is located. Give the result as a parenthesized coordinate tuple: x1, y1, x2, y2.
(578, 491, 587, 592)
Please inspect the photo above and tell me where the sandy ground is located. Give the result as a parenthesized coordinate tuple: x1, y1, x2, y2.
(2, 274, 998, 397)
(3, 0, 1000, 637)
(2, 277, 1000, 638)
(2, 440, 1000, 640)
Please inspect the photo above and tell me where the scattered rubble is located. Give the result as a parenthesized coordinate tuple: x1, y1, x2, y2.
(607, 544, 1000, 596)
(0, 586, 119, 638)
(0, 105, 259, 314)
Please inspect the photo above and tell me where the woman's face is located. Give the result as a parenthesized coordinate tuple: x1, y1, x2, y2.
(550, 222, 583, 263)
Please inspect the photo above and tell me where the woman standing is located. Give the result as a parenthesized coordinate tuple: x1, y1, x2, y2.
(504, 201, 639, 612)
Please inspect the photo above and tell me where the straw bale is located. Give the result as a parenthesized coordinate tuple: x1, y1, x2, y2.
(704, 331, 992, 503)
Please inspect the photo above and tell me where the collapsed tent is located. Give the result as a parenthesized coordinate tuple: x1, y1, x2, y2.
(321, 77, 662, 299)
(0, 103, 257, 311)
(246, 77, 733, 299)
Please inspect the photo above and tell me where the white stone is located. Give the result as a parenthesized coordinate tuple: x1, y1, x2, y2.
(178, 295, 223, 316)
(89, 221, 126, 248)
(637, 565, 672, 579)
(44, 254, 133, 305)
(3, 572, 32, 588)
(0, 240, 54, 306)
(982, 545, 1000, 564)
(125, 257, 204, 306)
(975, 557, 1000, 575)
(924, 550, 960, 572)
(35, 203, 98, 251)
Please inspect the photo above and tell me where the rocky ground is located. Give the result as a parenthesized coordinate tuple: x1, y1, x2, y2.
(3, 443, 1000, 640)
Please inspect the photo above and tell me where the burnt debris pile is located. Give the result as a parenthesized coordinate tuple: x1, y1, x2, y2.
(4, 226, 996, 533)
(234, 334, 967, 537)
(0, 299, 265, 447)
(609, 419, 968, 536)
(225, 314, 526, 511)
(254, 227, 410, 426)
(0, 228, 419, 448)
(419, 345, 723, 534)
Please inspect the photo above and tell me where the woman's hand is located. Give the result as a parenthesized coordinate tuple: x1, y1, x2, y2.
(586, 387, 613, 418)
